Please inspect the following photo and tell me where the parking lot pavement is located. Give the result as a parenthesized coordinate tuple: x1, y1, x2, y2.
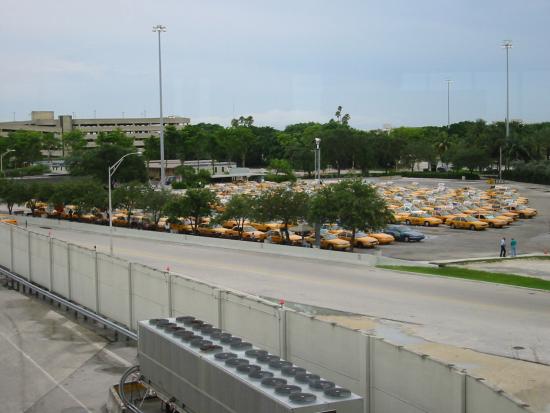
(0, 282, 136, 413)
(357, 178, 550, 261)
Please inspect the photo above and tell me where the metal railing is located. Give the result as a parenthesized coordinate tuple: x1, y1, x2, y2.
(0, 265, 137, 341)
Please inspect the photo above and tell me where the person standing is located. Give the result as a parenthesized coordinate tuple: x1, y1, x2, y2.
(499, 237, 507, 257)
(511, 238, 517, 257)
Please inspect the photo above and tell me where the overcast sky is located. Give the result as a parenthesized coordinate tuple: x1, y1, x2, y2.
(1, 0, 549, 130)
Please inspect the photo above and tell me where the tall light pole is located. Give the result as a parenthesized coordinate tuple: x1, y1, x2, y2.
(108, 152, 140, 255)
(1, 149, 15, 172)
(153, 24, 167, 187)
(501, 40, 512, 182)
(314, 138, 321, 184)
(445, 79, 453, 129)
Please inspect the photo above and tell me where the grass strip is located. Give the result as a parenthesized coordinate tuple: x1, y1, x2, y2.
(377, 265, 550, 291)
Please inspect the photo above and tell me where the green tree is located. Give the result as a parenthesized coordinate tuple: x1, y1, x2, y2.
(166, 189, 216, 233)
(63, 129, 87, 154)
(69, 145, 147, 184)
(5, 130, 43, 167)
(41, 133, 61, 162)
(255, 187, 310, 243)
(173, 165, 211, 189)
(331, 180, 392, 252)
(112, 182, 147, 222)
(266, 159, 296, 182)
(96, 129, 134, 148)
(217, 194, 255, 239)
(48, 179, 107, 213)
(139, 187, 173, 225)
(0, 179, 27, 214)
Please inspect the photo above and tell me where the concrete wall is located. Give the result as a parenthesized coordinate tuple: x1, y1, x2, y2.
(370, 337, 464, 413)
(0, 222, 535, 413)
(19, 216, 410, 267)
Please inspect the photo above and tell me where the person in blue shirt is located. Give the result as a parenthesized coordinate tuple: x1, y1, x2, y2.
(510, 238, 517, 257)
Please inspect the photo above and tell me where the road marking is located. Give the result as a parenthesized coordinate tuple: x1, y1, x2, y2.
(0, 331, 93, 413)
(63, 322, 133, 368)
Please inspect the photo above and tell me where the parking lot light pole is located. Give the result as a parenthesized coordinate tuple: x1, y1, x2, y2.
(153, 24, 167, 187)
(314, 138, 321, 184)
(501, 40, 512, 182)
(1, 149, 15, 173)
(108, 152, 140, 255)
(445, 79, 453, 129)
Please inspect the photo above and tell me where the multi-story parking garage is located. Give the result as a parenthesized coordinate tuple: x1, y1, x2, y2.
(0, 110, 190, 149)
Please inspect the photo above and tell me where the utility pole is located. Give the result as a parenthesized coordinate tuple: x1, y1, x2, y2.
(501, 40, 512, 182)
(445, 79, 453, 129)
(153, 24, 167, 187)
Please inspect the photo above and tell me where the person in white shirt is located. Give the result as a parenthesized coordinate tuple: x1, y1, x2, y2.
(499, 237, 506, 257)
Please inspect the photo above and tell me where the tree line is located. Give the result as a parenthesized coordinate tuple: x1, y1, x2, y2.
(0, 178, 390, 252)
(2, 106, 550, 182)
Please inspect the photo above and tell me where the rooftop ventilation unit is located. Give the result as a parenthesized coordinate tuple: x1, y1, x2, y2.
(138, 317, 364, 413)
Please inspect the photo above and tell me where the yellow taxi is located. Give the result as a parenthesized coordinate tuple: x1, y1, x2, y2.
(266, 229, 303, 245)
(250, 222, 284, 232)
(405, 213, 443, 227)
(504, 205, 537, 218)
(225, 225, 267, 241)
(305, 233, 350, 251)
(0, 214, 17, 225)
(447, 216, 488, 231)
(338, 231, 379, 248)
(368, 232, 395, 245)
(473, 213, 507, 228)
(170, 218, 194, 234)
(197, 223, 228, 237)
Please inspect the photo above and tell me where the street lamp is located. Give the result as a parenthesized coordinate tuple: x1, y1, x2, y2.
(108, 152, 141, 255)
(445, 79, 453, 129)
(1, 149, 15, 173)
(314, 138, 321, 184)
(501, 40, 512, 182)
(152, 24, 167, 187)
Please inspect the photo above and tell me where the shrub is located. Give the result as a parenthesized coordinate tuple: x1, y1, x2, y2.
(1, 164, 50, 177)
(503, 161, 550, 185)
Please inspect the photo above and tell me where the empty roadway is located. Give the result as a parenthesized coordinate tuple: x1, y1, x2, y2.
(25, 220, 550, 366)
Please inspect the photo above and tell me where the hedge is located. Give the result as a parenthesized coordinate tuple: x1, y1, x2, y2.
(502, 161, 550, 185)
(0, 164, 50, 178)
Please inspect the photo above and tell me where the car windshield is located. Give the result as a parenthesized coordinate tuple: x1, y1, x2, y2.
(242, 226, 256, 232)
(464, 217, 477, 222)
(324, 234, 337, 240)
(485, 215, 496, 219)
(356, 232, 368, 238)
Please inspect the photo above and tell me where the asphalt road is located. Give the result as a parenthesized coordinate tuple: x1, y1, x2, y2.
(26, 220, 550, 366)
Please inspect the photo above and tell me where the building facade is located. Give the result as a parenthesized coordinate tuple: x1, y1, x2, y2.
(0, 111, 190, 149)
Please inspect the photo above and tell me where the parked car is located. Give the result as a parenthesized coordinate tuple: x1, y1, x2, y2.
(383, 225, 425, 242)
(197, 223, 228, 237)
(266, 229, 303, 245)
(0, 214, 17, 225)
(446, 216, 488, 231)
(368, 232, 395, 245)
(503, 205, 537, 218)
(473, 213, 507, 228)
(338, 231, 379, 248)
(250, 222, 284, 232)
(305, 233, 350, 250)
(225, 226, 267, 241)
(405, 213, 442, 227)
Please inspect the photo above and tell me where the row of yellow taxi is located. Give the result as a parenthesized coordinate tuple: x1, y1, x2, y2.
(386, 183, 537, 231)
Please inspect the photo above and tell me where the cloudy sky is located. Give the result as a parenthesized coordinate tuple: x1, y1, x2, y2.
(1, 0, 549, 130)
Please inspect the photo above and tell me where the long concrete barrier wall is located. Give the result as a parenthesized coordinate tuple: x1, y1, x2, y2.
(19, 216, 414, 267)
(0, 222, 534, 413)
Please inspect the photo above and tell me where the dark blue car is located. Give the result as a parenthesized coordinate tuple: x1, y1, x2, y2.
(383, 225, 425, 242)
